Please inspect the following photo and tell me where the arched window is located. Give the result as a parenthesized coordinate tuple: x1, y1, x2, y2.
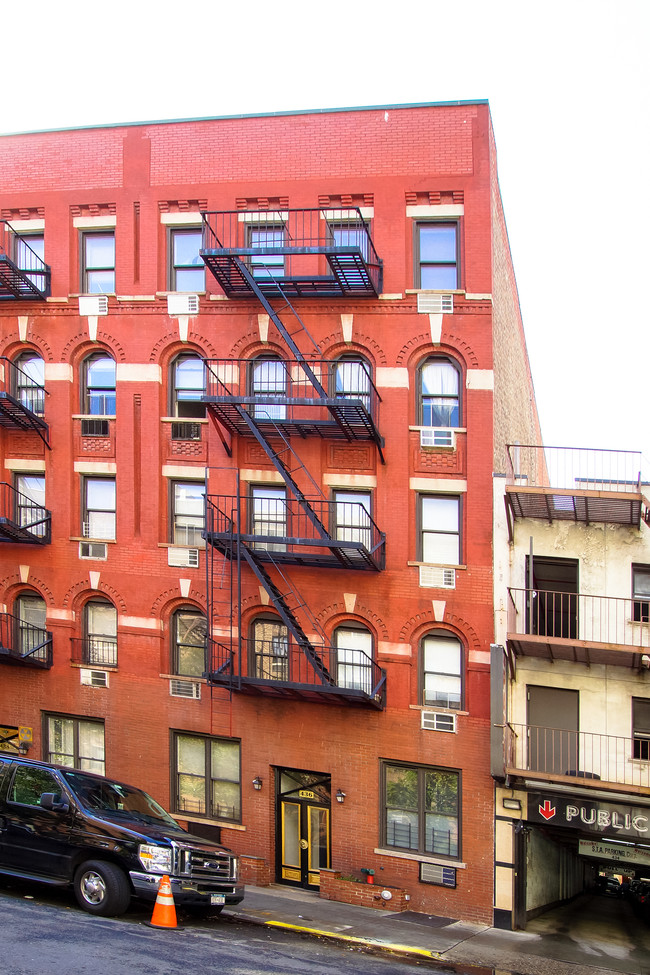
(172, 607, 207, 677)
(418, 358, 460, 428)
(171, 354, 205, 419)
(251, 616, 288, 681)
(15, 592, 48, 663)
(13, 352, 45, 415)
(333, 356, 371, 412)
(84, 599, 117, 667)
(420, 632, 463, 710)
(249, 356, 287, 420)
(334, 624, 373, 693)
(82, 353, 116, 416)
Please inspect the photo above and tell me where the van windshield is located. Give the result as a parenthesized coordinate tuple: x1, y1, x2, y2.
(62, 770, 180, 828)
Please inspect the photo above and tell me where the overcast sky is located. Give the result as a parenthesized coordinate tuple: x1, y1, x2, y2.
(2, 0, 648, 464)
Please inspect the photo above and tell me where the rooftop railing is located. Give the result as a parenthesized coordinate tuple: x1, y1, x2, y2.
(506, 445, 647, 493)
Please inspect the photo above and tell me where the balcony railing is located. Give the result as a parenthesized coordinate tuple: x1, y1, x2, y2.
(0, 612, 53, 668)
(505, 723, 650, 793)
(200, 208, 382, 298)
(208, 636, 386, 709)
(505, 445, 648, 526)
(507, 587, 650, 662)
(206, 494, 385, 570)
(0, 482, 51, 544)
(0, 222, 51, 300)
(203, 357, 381, 446)
(70, 636, 118, 668)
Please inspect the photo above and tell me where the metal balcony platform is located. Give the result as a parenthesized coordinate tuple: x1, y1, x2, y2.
(200, 209, 382, 299)
(207, 639, 386, 709)
(0, 222, 51, 301)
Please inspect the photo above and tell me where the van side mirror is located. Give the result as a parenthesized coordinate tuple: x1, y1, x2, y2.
(40, 792, 70, 813)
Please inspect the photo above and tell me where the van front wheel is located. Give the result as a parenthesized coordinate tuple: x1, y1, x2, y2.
(74, 860, 131, 916)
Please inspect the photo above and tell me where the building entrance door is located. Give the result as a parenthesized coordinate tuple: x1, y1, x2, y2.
(276, 768, 330, 889)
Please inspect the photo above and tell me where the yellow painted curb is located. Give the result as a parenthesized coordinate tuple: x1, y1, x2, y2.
(264, 919, 436, 959)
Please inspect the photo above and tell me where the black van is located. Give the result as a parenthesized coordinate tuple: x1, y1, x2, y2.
(0, 755, 244, 916)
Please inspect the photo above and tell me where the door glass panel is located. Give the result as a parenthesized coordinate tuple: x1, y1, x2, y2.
(282, 802, 300, 868)
(308, 806, 330, 873)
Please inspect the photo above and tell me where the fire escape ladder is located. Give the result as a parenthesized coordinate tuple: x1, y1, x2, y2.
(234, 405, 359, 570)
(240, 544, 333, 685)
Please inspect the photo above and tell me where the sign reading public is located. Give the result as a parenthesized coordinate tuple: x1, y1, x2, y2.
(528, 792, 650, 841)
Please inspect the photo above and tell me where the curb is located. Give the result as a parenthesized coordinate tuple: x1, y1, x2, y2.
(224, 910, 437, 961)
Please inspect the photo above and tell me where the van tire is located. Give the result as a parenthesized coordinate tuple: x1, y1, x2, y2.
(74, 860, 131, 916)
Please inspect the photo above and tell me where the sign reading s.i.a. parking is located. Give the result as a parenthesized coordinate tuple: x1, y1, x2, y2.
(527, 792, 650, 841)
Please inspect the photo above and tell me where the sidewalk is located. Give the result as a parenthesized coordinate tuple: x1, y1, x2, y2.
(222, 884, 649, 975)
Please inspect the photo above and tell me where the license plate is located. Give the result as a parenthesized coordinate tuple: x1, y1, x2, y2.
(210, 894, 225, 905)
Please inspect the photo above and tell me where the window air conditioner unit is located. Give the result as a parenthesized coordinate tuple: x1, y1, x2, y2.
(419, 565, 456, 589)
(167, 294, 200, 316)
(417, 293, 453, 314)
(421, 710, 456, 733)
(420, 427, 455, 449)
(80, 669, 109, 688)
(170, 679, 201, 700)
(79, 541, 108, 560)
(79, 295, 109, 316)
(168, 547, 200, 568)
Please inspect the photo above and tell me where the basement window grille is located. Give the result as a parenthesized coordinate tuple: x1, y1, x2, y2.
(171, 422, 202, 441)
(81, 418, 110, 437)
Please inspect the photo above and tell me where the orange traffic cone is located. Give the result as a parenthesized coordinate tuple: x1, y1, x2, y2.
(147, 875, 180, 929)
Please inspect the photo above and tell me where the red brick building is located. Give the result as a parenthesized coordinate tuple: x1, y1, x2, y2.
(0, 101, 540, 922)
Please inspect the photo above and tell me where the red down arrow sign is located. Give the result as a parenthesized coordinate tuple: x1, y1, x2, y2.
(539, 800, 556, 820)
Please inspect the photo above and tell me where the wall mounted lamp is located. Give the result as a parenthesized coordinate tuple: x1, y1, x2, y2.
(336, 789, 346, 804)
(502, 797, 522, 811)
(17, 742, 31, 756)
(252, 776, 263, 791)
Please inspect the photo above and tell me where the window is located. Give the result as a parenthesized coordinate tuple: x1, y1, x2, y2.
(171, 481, 205, 547)
(45, 715, 105, 773)
(174, 733, 241, 822)
(333, 356, 371, 412)
(84, 599, 117, 667)
(172, 608, 207, 677)
(334, 491, 371, 549)
(250, 357, 287, 420)
(249, 225, 285, 279)
(382, 762, 459, 858)
(416, 223, 458, 289)
(420, 495, 460, 565)
(633, 698, 650, 761)
(421, 632, 463, 709)
(171, 354, 205, 419)
(169, 228, 205, 291)
(334, 624, 373, 693)
(330, 221, 369, 261)
(419, 358, 460, 427)
(82, 354, 116, 416)
(251, 617, 288, 681)
(633, 565, 650, 623)
(251, 486, 287, 552)
(9, 765, 60, 806)
(13, 352, 45, 415)
(83, 477, 116, 541)
(15, 474, 46, 538)
(16, 592, 47, 661)
(81, 232, 115, 294)
(14, 233, 46, 292)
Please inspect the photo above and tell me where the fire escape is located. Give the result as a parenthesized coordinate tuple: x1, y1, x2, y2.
(200, 209, 387, 708)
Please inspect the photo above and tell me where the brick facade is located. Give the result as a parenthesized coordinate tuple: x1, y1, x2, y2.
(0, 102, 539, 924)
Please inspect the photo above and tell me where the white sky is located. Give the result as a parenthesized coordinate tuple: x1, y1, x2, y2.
(2, 0, 648, 461)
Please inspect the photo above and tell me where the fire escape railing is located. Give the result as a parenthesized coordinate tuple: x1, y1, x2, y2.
(0, 222, 51, 300)
(0, 612, 53, 668)
(0, 482, 51, 544)
(200, 208, 382, 298)
(208, 635, 386, 709)
(0, 357, 49, 447)
(70, 636, 118, 668)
